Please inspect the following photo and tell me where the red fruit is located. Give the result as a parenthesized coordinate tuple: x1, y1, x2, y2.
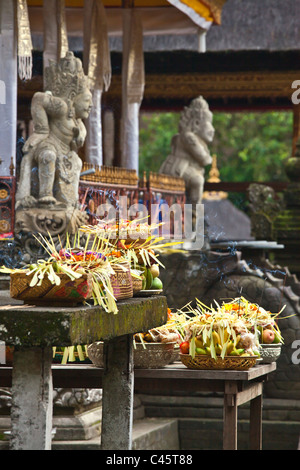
(180, 341, 190, 354)
(262, 329, 275, 344)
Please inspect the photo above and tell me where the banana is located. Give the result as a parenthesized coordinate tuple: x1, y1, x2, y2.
(224, 329, 230, 342)
(226, 341, 235, 355)
(212, 331, 221, 345)
(195, 335, 204, 349)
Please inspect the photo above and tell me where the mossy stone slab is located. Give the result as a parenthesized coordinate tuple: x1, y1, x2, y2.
(0, 296, 168, 348)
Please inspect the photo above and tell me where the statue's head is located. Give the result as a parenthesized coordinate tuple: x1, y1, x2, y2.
(44, 51, 90, 104)
(73, 90, 93, 120)
(179, 96, 215, 143)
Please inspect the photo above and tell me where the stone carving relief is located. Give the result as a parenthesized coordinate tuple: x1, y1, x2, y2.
(247, 183, 283, 240)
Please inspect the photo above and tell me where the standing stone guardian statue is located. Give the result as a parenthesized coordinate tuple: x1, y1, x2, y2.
(15, 51, 92, 241)
(159, 96, 215, 208)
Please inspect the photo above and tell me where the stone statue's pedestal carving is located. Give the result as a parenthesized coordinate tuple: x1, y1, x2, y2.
(14, 206, 88, 262)
(15, 206, 88, 238)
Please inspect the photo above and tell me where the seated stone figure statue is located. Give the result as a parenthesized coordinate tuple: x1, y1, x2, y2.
(16, 51, 92, 211)
(159, 96, 214, 207)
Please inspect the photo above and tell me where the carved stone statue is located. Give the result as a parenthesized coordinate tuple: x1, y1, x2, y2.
(247, 183, 283, 240)
(15, 51, 92, 244)
(159, 96, 215, 207)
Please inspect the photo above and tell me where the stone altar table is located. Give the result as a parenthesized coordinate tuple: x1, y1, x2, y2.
(0, 296, 168, 450)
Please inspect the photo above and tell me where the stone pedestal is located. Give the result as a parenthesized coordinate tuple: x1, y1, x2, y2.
(14, 206, 88, 263)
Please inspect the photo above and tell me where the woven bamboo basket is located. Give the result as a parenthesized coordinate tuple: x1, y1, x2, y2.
(10, 271, 93, 306)
(110, 261, 133, 300)
(132, 275, 143, 295)
(180, 354, 257, 371)
(88, 341, 177, 369)
(134, 342, 177, 369)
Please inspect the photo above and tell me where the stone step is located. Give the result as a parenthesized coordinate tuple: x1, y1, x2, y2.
(0, 417, 179, 450)
(51, 417, 179, 450)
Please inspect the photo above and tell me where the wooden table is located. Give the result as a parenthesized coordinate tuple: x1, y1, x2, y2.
(1, 360, 275, 450)
(0, 296, 168, 450)
(134, 362, 276, 450)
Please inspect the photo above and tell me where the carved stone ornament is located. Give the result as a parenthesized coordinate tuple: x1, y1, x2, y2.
(159, 95, 215, 207)
(247, 183, 283, 240)
(15, 52, 92, 240)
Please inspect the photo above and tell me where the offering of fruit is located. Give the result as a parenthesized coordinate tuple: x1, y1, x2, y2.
(156, 297, 288, 364)
(262, 329, 275, 344)
(150, 277, 163, 290)
(179, 341, 190, 354)
(150, 264, 160, 279)
(1, 231, 119, 313)
(134, 309, 181, 346)
(80, 219, 182, 295)
(221, 297, 285, 345)
(169, 298, 273, 360)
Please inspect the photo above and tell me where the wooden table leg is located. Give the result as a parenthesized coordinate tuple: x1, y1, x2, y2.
(101, 334, 134, 450)
(223, 381, 238, 450)
(10, 347, 53, 450)
(249, 393, 263, 450)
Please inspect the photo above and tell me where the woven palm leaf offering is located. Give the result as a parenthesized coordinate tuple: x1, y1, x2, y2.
(1, 232, 118, 313)
(175, 299, 261, 370)
(80, 218, 183, 294)
(221, 296, 285, 345)
(221, 296, 287, 364)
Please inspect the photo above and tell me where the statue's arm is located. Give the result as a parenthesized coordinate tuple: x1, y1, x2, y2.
(71, 119, 87, 151)
(30, 92, 52, 134)
(31, 92, 66, 133)
(182, 131, 212, 166)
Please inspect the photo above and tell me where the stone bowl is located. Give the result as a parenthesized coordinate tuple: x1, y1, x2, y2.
(259, 344, 282, 364)
(87, 341, 177, 369)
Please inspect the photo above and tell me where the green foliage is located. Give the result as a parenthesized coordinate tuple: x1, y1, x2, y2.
(139, 110, 293, 183)
(210, 112, 293, 183)
(139, 112, 179, 176)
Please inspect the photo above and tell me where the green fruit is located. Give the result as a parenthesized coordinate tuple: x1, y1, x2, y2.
(196, 347, 207, 355)
(273, 331, 281, 344)
(150, 277, 163, 290)
(230, 348, 245, 356)
(144, 269, 153, 289)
